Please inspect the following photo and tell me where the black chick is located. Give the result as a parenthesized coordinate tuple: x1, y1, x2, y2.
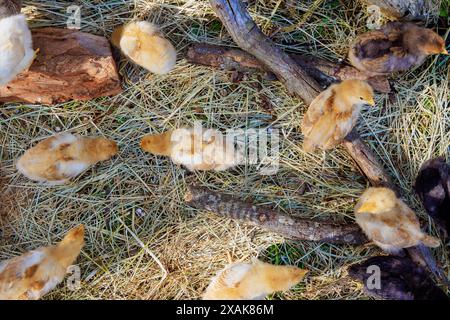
(348, 255, 448, 300)
(414, 157, 450, 238)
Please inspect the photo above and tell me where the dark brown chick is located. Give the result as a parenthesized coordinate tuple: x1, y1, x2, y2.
(414, 157, 450, 238)
(349, 22, 448, 76)
(348, 255, 448, 300)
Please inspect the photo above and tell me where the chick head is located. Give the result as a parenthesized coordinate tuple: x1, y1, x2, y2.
(259, 261, 309, 292)
(94, 138, 118, 161)
(415, 29, 448, 55)
(355, 187, 398, 214)
(140, 131, 173, 156)
(341, 80, 375, 107)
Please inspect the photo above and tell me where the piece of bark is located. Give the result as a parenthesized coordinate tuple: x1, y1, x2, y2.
(187, 43, 391, 93)
(0, 28, 122, 105)
(362, 0, 439, 21)
(185, 185, 368, 245)
(209, 0, 394, 189)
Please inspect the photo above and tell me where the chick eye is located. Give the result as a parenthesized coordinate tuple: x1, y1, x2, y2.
(359, 97, 364, 100)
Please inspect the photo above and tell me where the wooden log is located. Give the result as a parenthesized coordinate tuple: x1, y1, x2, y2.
(0, 28, 122, 105)
(209, 0, 395, 189)
(185, 185, 368, 245)
(187, 43, 391, 93)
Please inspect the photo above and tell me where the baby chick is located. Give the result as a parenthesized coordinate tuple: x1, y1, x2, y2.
(111, 21, 176, 75)
(301, 79, 375, 153)
(141, 128, 242, 171)
(203, 259, 308, 300)
(17, 133, 118, 185)
(349, 22, 448, 76)
(354, 187, 440, 254)
(348, 255, 449, 300)
(414, 157, 450, 238)
(0, 225, 85, 300)
(0, 11, 36, 85)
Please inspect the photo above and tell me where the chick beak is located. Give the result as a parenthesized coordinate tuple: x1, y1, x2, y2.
(442, 48, 449, 55)
(366, 98, 376, 107)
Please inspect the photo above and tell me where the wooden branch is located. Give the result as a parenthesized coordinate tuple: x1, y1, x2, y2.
(0, 28, 122, 105)
(210, 0, 321, 106)
(187, 43, 391, 93)
(209, 0, 394, 189)
(185, 185, 368, 245)
(362, 0, 438, 20)
(343, 129, 396, 190)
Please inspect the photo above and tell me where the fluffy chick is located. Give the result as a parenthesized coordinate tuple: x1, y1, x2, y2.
(0, 225, 84, 300)
(414, 157, 450, 238)
(301, 79, 375, 153)
(0, 12, 36, 85)
(141, 128, 242, 171)
(203, 259, 308, 300)
(348, 255, 448, 300)
(17, 133, 118, 185)
(349, 22, 448, 76)
(354, 187, 440, 254)
(111, 21, 176, 75)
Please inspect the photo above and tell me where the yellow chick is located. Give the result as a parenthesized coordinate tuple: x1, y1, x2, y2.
(0, 10, 37, 85)
(0, 225, 85, 300)
(111, 21, 176, 75)
(349, 22, 448, 77)
(354, 187, 441, 254)
(301, 79, 375, 153)
(203, 259, 308, 300)
(140, 128, 243, 171)
(17, 133, 118, 185)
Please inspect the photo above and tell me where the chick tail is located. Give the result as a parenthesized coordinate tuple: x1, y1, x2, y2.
(53, 225, 85, 268)
(421, 235, 441, 248)
(58, 225, 85, 249)
(111, 25, 124, 48)
(140, 131, 173, 156)
(302, 138, 317, 153)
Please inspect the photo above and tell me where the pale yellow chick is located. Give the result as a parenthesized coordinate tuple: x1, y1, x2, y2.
(203, 259, 308, 300)
(17, 133, 118, 185)
(0, 13, 37, 85)
(140, 128, 243, 171)
(0, 225, 85, 300)
(354, 187, 440, 254)
(301, 79, 375, 153)
(111, 21, 176, 75)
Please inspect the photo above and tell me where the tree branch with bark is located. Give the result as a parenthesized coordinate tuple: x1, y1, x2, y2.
(185, 185, 367, 245)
